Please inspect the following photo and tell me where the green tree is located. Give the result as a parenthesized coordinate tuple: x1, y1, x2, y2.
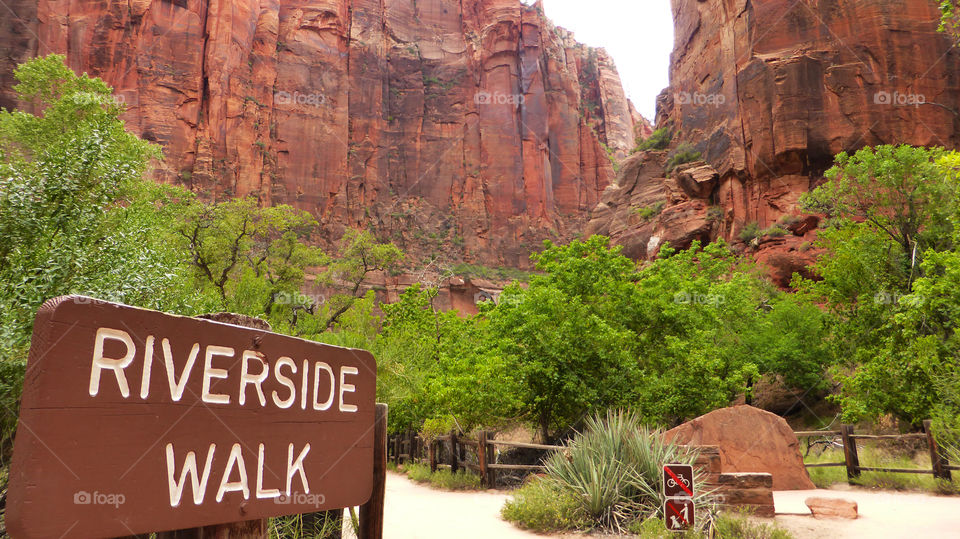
(0, 55, 201, 460)
(176, 196, 324, 323)
(797, 146, 960, 425)
(316, 229, 404, 331)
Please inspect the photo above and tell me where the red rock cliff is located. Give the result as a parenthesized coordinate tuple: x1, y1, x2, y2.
(0, 0, 635, 268)
(588, 0, 960, 284)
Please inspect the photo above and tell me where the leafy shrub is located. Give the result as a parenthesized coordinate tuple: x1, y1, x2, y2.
(761, 225, 789, 238)
(404, 462, 483, 490)
(542, 410, 710, 532)
(707, 206, 725, 222)
(502, 477, 588, 532)
(629, 512, 793, 538)
(635, 127, 672, 152)
(710, 511, 794, 539)
(636, 201, 666, 222)
(666, 143, 702, 172)
(738, 222, 761, 243)
(269, 512, 343, 539)
(428, 468, 483, 490)
(405, 462, 433, 483)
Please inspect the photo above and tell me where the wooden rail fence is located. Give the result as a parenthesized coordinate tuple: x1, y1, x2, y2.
(389, 420, 957, 487)
(795, 420, 954, 481)
(387, 429, 565, 488)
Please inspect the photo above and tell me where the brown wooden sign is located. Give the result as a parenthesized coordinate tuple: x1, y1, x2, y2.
(7, 296, 377, 539)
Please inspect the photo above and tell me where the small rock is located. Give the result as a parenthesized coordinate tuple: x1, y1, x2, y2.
(805, 497, 858, 519)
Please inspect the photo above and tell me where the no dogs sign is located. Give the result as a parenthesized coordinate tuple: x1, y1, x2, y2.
(7, 296, 377, 538)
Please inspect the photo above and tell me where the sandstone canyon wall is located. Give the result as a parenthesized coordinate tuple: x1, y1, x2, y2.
(0, 0, 638, 268)
(588, 0, 960, 284)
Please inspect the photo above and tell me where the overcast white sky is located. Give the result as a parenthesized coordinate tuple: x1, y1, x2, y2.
(538, 0, 674, 120)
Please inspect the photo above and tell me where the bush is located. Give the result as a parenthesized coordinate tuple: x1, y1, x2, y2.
(707, 206, 725, 222)
(542, 410, 710, 532)
(635, 127, 672, 152)
(738, 222, 761, 243)
(428, 468, 483, 490)
(637, 201, 666, 222)
(405, 462, 433, 483)
(628, 511, 793, 538)
(404, 462, 483, 490)
(761, 225, 789, 238)
(502, 477, 588, 532)
(666, 143, 702, 172)
(710, 511, 794, 539)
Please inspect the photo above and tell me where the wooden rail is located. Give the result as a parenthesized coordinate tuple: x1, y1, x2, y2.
(794, 420, 953, 482)
(387, 430, 566, 487)
(386, 420, 956, 488)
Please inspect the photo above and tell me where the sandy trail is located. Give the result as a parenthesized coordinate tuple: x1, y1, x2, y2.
(378, 473, 960, 538)
(382, 472, 538, 538)
(773, 488, 960, 538)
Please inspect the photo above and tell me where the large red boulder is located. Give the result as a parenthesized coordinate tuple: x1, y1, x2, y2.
(664, 405, 815, 490)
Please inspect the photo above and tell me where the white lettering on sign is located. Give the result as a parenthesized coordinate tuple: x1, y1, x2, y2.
(202, 346, 233, 404)
(272, 356, 297, 408)
(165, 443, 215, 506)
(164, 442, 312, 506)
(163, 338, 199, 402)
(339, 366, 358, 413)
(86, 326, 363, 509)
(85, 327, 364, 413)
(216, 443, 249, 502)
(313, 362, 335, 411)
(256, 443, 282, 499)
(239, 350, 268, 406)
(89, 328, 135, 397)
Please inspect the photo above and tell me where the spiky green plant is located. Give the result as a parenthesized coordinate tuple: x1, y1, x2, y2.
(543, 410, 713, 532)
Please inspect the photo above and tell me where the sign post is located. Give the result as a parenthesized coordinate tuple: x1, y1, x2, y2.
(7, 296, 379, 538)
(663, 463, 695, 532)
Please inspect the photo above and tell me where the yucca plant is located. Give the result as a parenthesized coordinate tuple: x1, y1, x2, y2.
(544, 410, 713, 532)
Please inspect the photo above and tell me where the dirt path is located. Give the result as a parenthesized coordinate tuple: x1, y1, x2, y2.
(382, 472, 538, 538)
(379, 474, 960, 538)
(773, 488, 960, 538)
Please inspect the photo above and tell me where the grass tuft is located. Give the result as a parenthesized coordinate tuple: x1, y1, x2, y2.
(404, 462, 483, 490)
(501, 477, 588, 532)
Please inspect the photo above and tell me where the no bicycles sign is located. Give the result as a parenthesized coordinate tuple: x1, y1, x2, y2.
(663, 463, 695, 531)
(7, 296, 377, 538)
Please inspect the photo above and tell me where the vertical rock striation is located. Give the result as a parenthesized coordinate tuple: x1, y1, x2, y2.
(588, 0, 960, 285)
(0, 0, 636, 267)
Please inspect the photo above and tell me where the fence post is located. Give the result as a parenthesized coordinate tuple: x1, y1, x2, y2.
(450, 428, 459, 473)
(840, 424, 860, 481)
(478, 431, 489, 488)
(407, 430, 416, 463)
(924, 419, 952, 481)
(393, 434, 400, 466)
(359, 403, 387, 539)
(429, 439, 437, 472)
(486, 431, 497, 488)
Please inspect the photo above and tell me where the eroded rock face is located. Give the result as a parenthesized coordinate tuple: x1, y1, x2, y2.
(664, 405, 816, 490)
(0, 0, 635, 268)
(588, 0, 960, 286)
